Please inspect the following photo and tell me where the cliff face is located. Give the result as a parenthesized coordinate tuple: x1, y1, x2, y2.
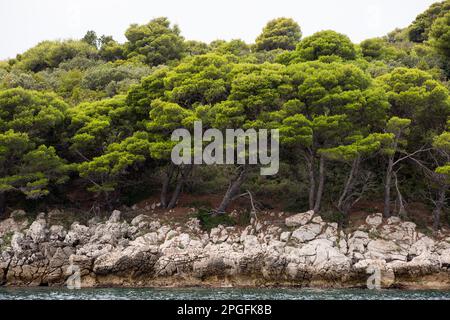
(1, 209, 450, 289)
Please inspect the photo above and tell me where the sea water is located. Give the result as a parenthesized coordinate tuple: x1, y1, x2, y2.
(0, 287, 449, 300)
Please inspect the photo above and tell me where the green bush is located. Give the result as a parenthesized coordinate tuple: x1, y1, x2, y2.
(321, 209, 347, 225)
(195, 209, 236, 231)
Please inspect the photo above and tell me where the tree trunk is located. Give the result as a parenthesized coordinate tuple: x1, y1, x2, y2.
(338, 157, 360, 214)
(433, 187, 446, 231)
(0, 192, 5, 219)
(160, 165, 175, 209)
(394, 172, 407, 218)
(314, 156, 325, 213)
(167, 166, 192, 210)
(167, 180, 183, 210)
(306, 152, 316, 211)
(384, 156, 394, 218)
(215, 166, 247, 215)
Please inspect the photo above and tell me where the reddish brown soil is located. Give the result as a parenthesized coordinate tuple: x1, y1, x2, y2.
(129, 193, 446, 233)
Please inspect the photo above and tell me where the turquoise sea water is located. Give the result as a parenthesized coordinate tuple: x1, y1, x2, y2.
(0, 287, 450, 300)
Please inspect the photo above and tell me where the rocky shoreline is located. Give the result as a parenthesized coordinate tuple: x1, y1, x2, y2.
(1, 209, 450, 289)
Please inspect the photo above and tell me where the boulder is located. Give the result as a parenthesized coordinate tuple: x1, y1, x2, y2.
(440, 249, 450, 266)
(177, 233, 191, 249)
(64, 223, 91, 246)
(109, 210, 121, 223)
(366, 240, 407, 262)
(286, 239, 351, 274)
(291, 223, 322, 243)
(285, 211, 314, 228)
(148, 221, 161, 232)
(366, 213, 383, 228)
(76, 243, 114, 259)
(26, 218, 47, 243)
(131, 215, 150, 228)
(311, 239, 351, 272)
(89, 221, 126, 245)
(354, 258, 387, 270)
(88, 217, 101, 227)
(49, 225, 66, 241)
(240, 226, 254, 242)
(210, 227, 228, 244)
(280, 232, 291, 242)
(311, 216, 323, 224)
(348, 231, 370, 256)
(318, 224, 338, 241)
(411, 252, 441, 271)
(165, 230, 179, 242)
(157, 226, 171, 242)
(93, 244, 159, 275)
(186, 218, 202, 233)
(242, 235, 261, 253)
(387, 216, 401, 225)
(36, 212, 46, 220)
(11, 232, 24, 253)
(0, 218, 28, 238)
(131, 233, 159, 247)
(409, 236, 435, 257)
(381, 222, 418, 244)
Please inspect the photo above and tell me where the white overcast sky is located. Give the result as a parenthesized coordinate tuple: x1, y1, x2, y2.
(0, 0, 439, 60)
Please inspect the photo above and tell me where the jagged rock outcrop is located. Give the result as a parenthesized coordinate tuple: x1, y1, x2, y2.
(0, 209, 449, 289)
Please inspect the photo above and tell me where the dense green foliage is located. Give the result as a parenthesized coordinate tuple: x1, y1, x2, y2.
(292, 30, 357, 61)
(255, 18, 302, 51)
(124, 17, 185, 66)
(430, 11, 450, 58)
(408, 0, 450, 42)
(0, 89, 71, 202)
(2, 3, 450, 230)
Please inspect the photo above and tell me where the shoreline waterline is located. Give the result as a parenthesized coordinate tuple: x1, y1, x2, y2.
(1, 287, 450, 300)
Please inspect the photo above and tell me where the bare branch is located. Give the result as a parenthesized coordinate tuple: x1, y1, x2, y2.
(393, 147, 432, 167)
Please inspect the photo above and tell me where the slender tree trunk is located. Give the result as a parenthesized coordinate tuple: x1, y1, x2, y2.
(160, 165, 175, 209)
(314, 156, 325, 213)
(433, 187, 446, 231)
(338, 157, 360, 214)
(0, 192, 5, 219)
(167, 166, 192, 210)
(394, 172, 407, 217)
(384, 156, 394, 218)
(167, 180, 183, 210)
(160, 178, 169, 209)
(306, 152, 316, 211)
(215, 166, 247, 215)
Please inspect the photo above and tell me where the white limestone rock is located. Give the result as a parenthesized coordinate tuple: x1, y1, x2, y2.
(285, 211, 315, 228)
